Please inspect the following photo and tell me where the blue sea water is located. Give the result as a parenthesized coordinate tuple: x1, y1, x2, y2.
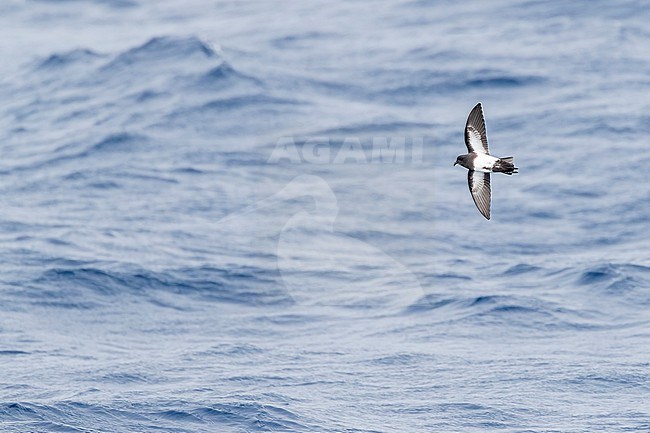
(0, 0, 649, 432)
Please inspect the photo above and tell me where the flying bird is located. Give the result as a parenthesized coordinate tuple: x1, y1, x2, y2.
(454, 103, 517, 220)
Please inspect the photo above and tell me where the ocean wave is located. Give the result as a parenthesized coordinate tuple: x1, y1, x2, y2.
(22, 35, 260, 107)
(409, 260, 650, 327)
(87, 132, 148, 153)
(407, 290, 603, 330)
(103, 36, 216, 71)
(372, 69, 545, 103)
(93, 36, 263, 97)
(576, 263, 650, 305)
(35, 49, 105, 70)
(6, 35, 274, 172)
(501, 263, 543, 276)
(0, 400, 313, 433)
(21, 266, 291, 309)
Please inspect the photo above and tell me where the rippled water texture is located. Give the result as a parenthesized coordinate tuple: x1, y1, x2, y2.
(0, 1, 648, 432)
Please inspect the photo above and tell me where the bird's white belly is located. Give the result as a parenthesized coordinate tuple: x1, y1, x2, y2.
(473, 153, 499, 172)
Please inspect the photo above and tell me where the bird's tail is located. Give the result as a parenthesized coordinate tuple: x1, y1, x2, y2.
(494, 157, 518, 175)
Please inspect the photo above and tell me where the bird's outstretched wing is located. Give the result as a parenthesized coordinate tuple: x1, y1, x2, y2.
(464, 102, 489, 154)
(468, 170, 491, 220)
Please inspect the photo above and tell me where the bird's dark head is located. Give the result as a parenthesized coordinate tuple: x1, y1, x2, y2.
(454, 155, 467, 167)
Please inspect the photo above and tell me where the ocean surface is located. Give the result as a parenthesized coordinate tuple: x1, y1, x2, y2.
(1, 1, 649, 432)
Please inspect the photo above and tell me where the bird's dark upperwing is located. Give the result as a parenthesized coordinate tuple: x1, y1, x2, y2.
(464, 102, 490, 154)
(468, 170, 491, 220)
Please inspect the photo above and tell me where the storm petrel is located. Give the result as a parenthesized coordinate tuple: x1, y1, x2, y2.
(454, 103, 517, 220)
